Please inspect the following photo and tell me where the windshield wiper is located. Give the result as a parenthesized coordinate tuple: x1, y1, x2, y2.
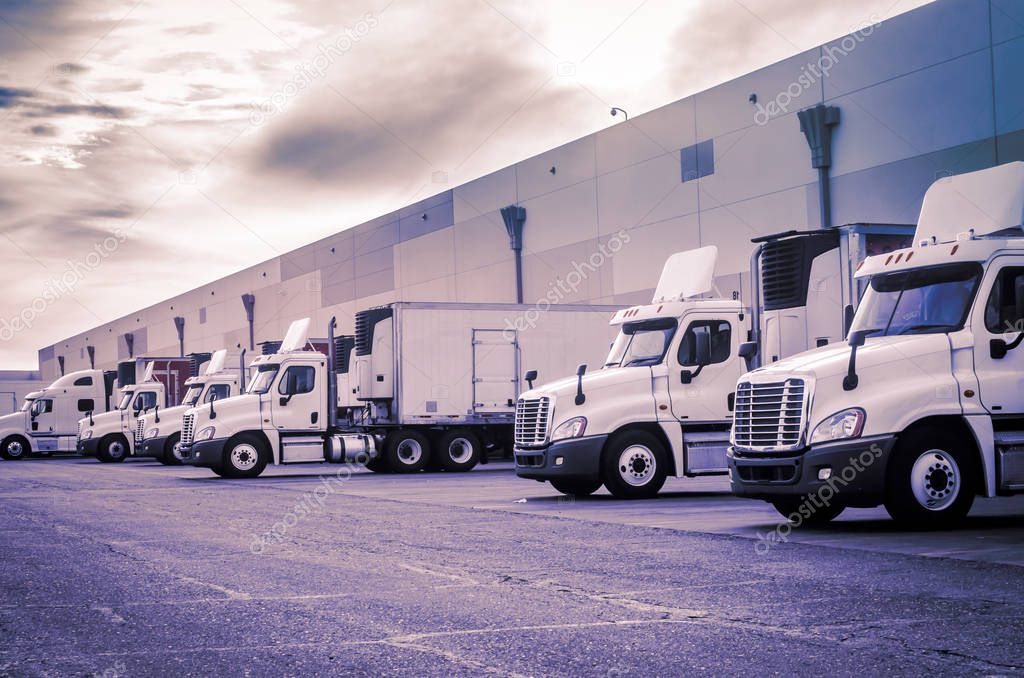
(897, 323, 955, 335)
(623, 357, 658, 367)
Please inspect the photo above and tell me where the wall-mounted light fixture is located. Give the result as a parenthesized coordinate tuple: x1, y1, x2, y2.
(610, 107, 629, 120)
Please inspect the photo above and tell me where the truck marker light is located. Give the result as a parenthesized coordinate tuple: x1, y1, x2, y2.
(951, 244, 959, 255)
(905, 251, 913, 261)
(894, 253, 904, 264)
(885, 254, 893, 265)
(818, 467, 833, 481)
(964, 389, 975, 398)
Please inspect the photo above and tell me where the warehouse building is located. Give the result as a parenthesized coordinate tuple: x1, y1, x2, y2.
(37, 0, 1024, 380)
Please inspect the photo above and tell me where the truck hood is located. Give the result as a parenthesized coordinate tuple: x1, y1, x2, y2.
(749, 334, 952, 380)
(186, 392, 262, 432)
(522, 366, 651, 400)
(81, 409, 124, 435)
(0, 411, 26, 434)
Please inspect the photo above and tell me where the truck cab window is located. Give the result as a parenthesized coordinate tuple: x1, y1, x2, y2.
(204, 384, 231, 403)
(279, 366, 315, 395)
(247, 365, 280, 394)
(73, 376, 93, 386)
(135, 391, 157, 411)
(678, 320, 731, 366)
(984, 267, 1024, 334)
(32, 399, 53, 415)
(77, 399, 94, 413)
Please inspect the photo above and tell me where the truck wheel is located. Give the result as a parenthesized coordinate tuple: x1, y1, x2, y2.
(97, 435, 128, 463)
(770, 497, 844, 524)
(218, 435, 269, 479)
(365, 456, 391, 473)
(436, 429, 481, 472)
(161, 433, 184, 466)
(0, 436, 30, 461)
(601, 430, 667, 499)
(384, 430, 431, 473)
(884, 429, 976, 528)
(550, 478, 601, 497)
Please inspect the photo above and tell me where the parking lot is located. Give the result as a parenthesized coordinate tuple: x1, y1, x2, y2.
(2, 457, 1024, 676)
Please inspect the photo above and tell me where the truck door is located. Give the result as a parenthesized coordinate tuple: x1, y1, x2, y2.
(472, 329, 517, 413)
(972, 260, 1024, 414)
(29, 398, 56, 435)
(270, 362, 323, 431)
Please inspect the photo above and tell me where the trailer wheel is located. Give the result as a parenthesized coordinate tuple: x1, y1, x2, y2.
(0, 435, 30, 461)
(550, 478, 601, 497)
(161, 433, 184, 466)
(601, 430, 667, 499)
(97, 435, 128, 463)
(436, 429, 481, 472)
(883, 429, 976, 528)
(384, 430, 431, 473)
(770, 497, 844, 524)
(216, 435, 269, 479)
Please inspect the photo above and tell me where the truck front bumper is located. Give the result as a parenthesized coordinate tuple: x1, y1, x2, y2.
(728, 434, 897, 508)
(514, 435, 608, 482)
(179, 438, 227, 468)
(138, 435, 169, 458)
(76, 438, 100, 457)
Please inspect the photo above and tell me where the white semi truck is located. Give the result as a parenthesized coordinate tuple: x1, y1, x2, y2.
(513, 229, 915, 499)
(179, 303, 619, 478)
(135, 349, 243, 465)
(0, 368, 116, 460)
(729, 162, 1024, 527)
(77, 357, 192, 463)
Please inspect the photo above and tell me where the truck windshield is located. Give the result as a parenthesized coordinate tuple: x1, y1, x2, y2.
(247, 365, 279, 394)
(604, 318, 677, 367)
(20, 399, 34, 412)
(116, 391, 134, 410)
(182, 385, 203, 406)
(850, 262, 982, 337)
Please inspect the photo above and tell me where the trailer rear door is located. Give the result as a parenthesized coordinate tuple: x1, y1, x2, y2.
(472, 329, 517, 413)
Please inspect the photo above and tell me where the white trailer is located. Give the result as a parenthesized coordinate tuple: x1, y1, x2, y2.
(179, 303, 619, 478)
(0, 368, 116, 459)
(729, 162, 1024, 526)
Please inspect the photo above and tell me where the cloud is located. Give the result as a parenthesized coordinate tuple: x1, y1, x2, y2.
(28, 123, 57, 136)
(54, 62, 89, 75)
(0, 86, 34, 107)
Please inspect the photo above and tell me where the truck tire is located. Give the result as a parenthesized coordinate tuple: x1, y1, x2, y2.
(770, 497, 844, 524)
(365, 456, 391, 473)
(97, 435, 128, 463)
(436, 429, 481, 472)
(883, 429, 976, 528)
(550, 478, 601, 497)
(384, 430, 431, 473)
(215, 435, 269, 479)
(601, 430, 667, 499)
(0, 435, 30, 461)
(161, 433, 184, 466)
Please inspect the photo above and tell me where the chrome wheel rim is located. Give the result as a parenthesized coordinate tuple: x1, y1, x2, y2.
(109, 441, 126, 459)
(231, 444, 259, 471)
(618, 445, 656, 487)
(910, 449, 960, 511)
(7, 441, 23, 458)
(171, 441, 185, 462)
(447, 437, 473, 464)
(396, 439, 423, 465)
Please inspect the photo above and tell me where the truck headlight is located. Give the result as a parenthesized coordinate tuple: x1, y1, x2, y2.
(80, 429, 92, 440)
(551, 416, 587, 441)
(196, 426, 216, 441)
(810, 408, 865, 444)
(145, 428, 159, 439)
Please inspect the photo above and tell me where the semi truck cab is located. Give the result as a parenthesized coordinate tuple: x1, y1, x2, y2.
(728, 161, 1024, 526)
(514, 247, 748, 498)
(0, 369, 113, 460)
(77, 362, 167, 463)
(136, 349, 242, 465)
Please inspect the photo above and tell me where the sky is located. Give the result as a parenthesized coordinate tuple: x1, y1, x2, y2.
(0, 0, 935, 370)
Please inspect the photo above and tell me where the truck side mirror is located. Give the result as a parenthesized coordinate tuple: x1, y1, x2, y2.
(843, 304, 855, 336)
(524, 370, 537, 389)
(694, 330, 711, 366)
(991, 338, 1009, 360)
(738, 341, 757, 371)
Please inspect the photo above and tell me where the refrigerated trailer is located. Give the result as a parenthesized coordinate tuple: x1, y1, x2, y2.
(179, 303, 620, 478)
(514, 229, 914, 499)
(77, 356, 194, 463)
(0, 368, 116, 459)
(729, 161, 1024, 526)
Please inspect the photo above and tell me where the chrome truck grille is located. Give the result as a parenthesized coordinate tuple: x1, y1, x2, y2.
(181, 412, 196, 446)
(733, 379, 807, 451)
(514, 397, 551, 448)
(135, 418, 145, 447)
